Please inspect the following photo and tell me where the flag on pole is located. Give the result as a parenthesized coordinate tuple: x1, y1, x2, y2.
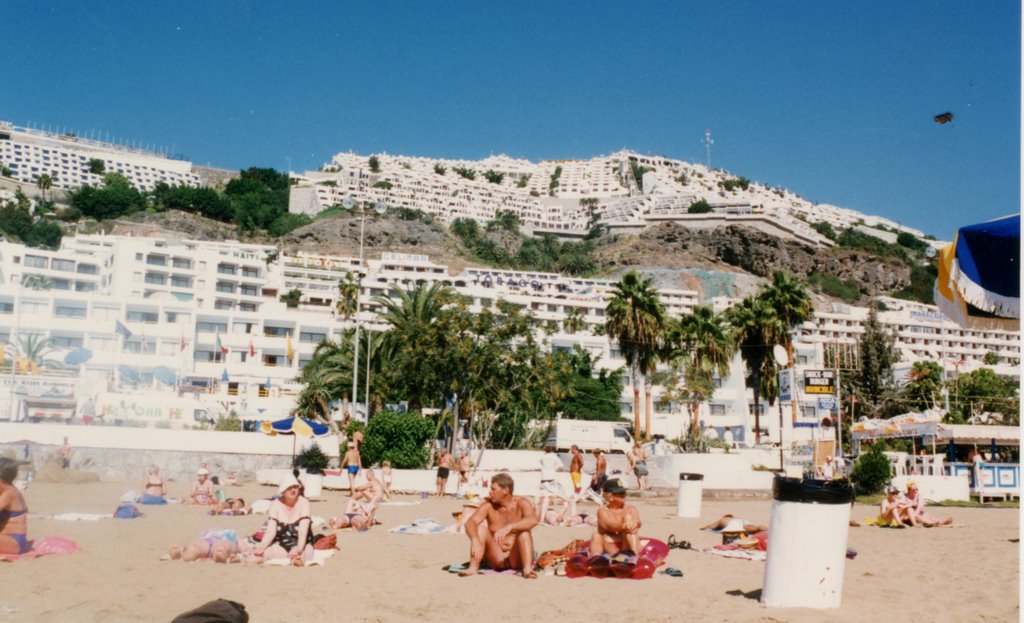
(286, 333, 294, 362)
(115, 320, 133, 339)
(249, 340, 256, 357)
(179, 335, 187, 352)
(216, 334, 229, 355)
(141, 335, 148, 353)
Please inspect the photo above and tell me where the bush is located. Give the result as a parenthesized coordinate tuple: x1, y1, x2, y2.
(850, 443, 891, 494)
(687, 199, 712, 214)
(294, 441, 330, 472)
(213, 412, 241, 432)
(359, 410, 433, 469)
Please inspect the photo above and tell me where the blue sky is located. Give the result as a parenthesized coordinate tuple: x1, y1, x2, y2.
(2, 1, 1018, 239)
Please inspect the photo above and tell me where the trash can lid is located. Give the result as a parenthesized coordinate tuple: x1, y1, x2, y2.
(772, 476, 853, 505)
(678, 473, 704, 481)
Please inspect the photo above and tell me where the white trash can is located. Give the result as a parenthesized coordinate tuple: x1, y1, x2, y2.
(300, 473, 324, 500)
(761, 477, 854, 609)
(675, 473, 704, 518)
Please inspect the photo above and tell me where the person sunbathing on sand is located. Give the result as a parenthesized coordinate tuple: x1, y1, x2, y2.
(589, 478, 641, 557)
(208, 498, 250, 516)
(701, 515, 768, 533)
(328, 498, 379, 531)
(904, 482, 954, 527)
(167, 529, 248, 563)
(184, 468, 215, 505)
(879, 486, 911, 527)
(459, 473, 538, 578)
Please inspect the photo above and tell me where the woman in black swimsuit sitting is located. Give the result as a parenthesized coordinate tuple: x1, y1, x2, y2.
(253, 476, 313, 565)
(0, 458, 29, 555)
(140, 465, 167, 505)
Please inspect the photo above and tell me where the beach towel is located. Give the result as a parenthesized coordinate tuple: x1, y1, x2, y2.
(260, 549, 334, 567)
(0, 536, 79, 562)
(53, 512, 109, 522)
(443, 562, 521, 575)
(380, 500, 423, 507)
(389, 518, 446, 534)
(701, 546, 767, 562)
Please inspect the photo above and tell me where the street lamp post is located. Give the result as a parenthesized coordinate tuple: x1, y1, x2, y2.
(343, 197, 387, 421)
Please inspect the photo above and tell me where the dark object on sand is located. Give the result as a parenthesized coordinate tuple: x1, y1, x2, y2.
(171, 598, 248, 623)
(934, 112, 954, 125)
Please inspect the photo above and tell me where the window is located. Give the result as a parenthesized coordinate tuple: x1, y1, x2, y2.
(165, 311, 191, 324)
(300, 331, 326, 343)
(20, 301, 48, 315)
(51, 335, 84, 349)
(216, 282, 236, 294)
(144, 273, 166, 285)
(126, 310, 158, 323)
(241, 268, 259, 278)
(92, 306, 120, 320)
(710, 404, 726, 415)
(193, 350, 218, 362)
(197, 321, 228, 333)
(239, 285, 258, 296)
(0, 302, 12, 314)
(214, 300, 234, 310)
(262, 354, 287, 366)
(52, 259, 75, 272)
(90, 336, 116, 352)
(264, 326, 292, 337)
(171, 276, 192, 288)
(232, 322, 254, 334)
(238, 303, 258, 312)
(75, 282, 97, 292)
(802, 406, 817, 418)
(24, 255, 47, 268)
(217, 264, 237, 275)
(146, 255, 166, 266)
(172, 258, 191, 269)
(54, 305, 87, 318)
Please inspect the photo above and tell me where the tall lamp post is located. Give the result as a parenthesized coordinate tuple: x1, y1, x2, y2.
(343, 196, 387, 420)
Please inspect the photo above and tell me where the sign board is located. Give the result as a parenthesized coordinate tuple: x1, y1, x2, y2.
(778, 369, 792, 402)
(803, 369, 836, 394)
(818, 396, 837, 410)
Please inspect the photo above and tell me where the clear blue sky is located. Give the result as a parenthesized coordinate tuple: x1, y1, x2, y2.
(2, 1, 1019, 239)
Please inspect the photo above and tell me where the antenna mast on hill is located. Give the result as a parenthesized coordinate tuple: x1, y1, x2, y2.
(703, 129, 714, 169)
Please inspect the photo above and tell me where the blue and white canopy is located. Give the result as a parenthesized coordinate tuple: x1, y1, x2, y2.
(935, 214, 1019, 330)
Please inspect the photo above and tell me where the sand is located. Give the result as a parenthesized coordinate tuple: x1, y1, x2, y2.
(2, 480, 1019, 623)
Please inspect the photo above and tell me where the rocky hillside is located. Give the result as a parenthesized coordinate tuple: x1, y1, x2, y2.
(90, 210, 913, 305)
(592, 223, 911, 301)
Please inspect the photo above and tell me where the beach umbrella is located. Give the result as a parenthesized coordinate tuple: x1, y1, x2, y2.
(935, 214, 1019, 330)
(261, 415, 330, 461)
(117, 364, 140, 383)
(153, 366, 177, 386)
(63, 348, 93, 365)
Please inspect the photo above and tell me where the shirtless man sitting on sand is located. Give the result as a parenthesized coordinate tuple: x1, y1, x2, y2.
(351, 469, 385, 504)
(459, 473, 539, 578)
(590, 478, 641, 556)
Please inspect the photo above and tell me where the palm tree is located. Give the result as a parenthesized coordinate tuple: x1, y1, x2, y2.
(726, 295, 785, 443)
(4, 334, 63, 374)
(36, 174, 52, 202)
(667, 305, 734, 443)
(563, 307, 586, 334)
(759, 271, 814, 423)
(336, 271, 360, 320)
(605, 271, 665, 440)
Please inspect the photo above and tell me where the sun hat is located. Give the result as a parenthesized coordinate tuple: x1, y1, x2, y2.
(602, 478, 627, 494)
(278, 476, 302, 493)
(735, 536, 759, 550)
(197, 467, 210, 476)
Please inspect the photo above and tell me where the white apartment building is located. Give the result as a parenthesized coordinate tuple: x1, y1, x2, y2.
(288, 150, 920, 248)
(0, 121, 200, 192)
(0, 234, 1015, 444)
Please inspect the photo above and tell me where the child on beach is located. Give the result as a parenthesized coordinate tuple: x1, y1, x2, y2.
(380, 461, 393, 499)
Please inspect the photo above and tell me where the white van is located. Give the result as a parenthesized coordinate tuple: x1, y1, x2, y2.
(544, 419, 634, 454)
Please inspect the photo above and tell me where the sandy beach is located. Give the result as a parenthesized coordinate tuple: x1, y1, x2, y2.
(2, 479, 1019, 623)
